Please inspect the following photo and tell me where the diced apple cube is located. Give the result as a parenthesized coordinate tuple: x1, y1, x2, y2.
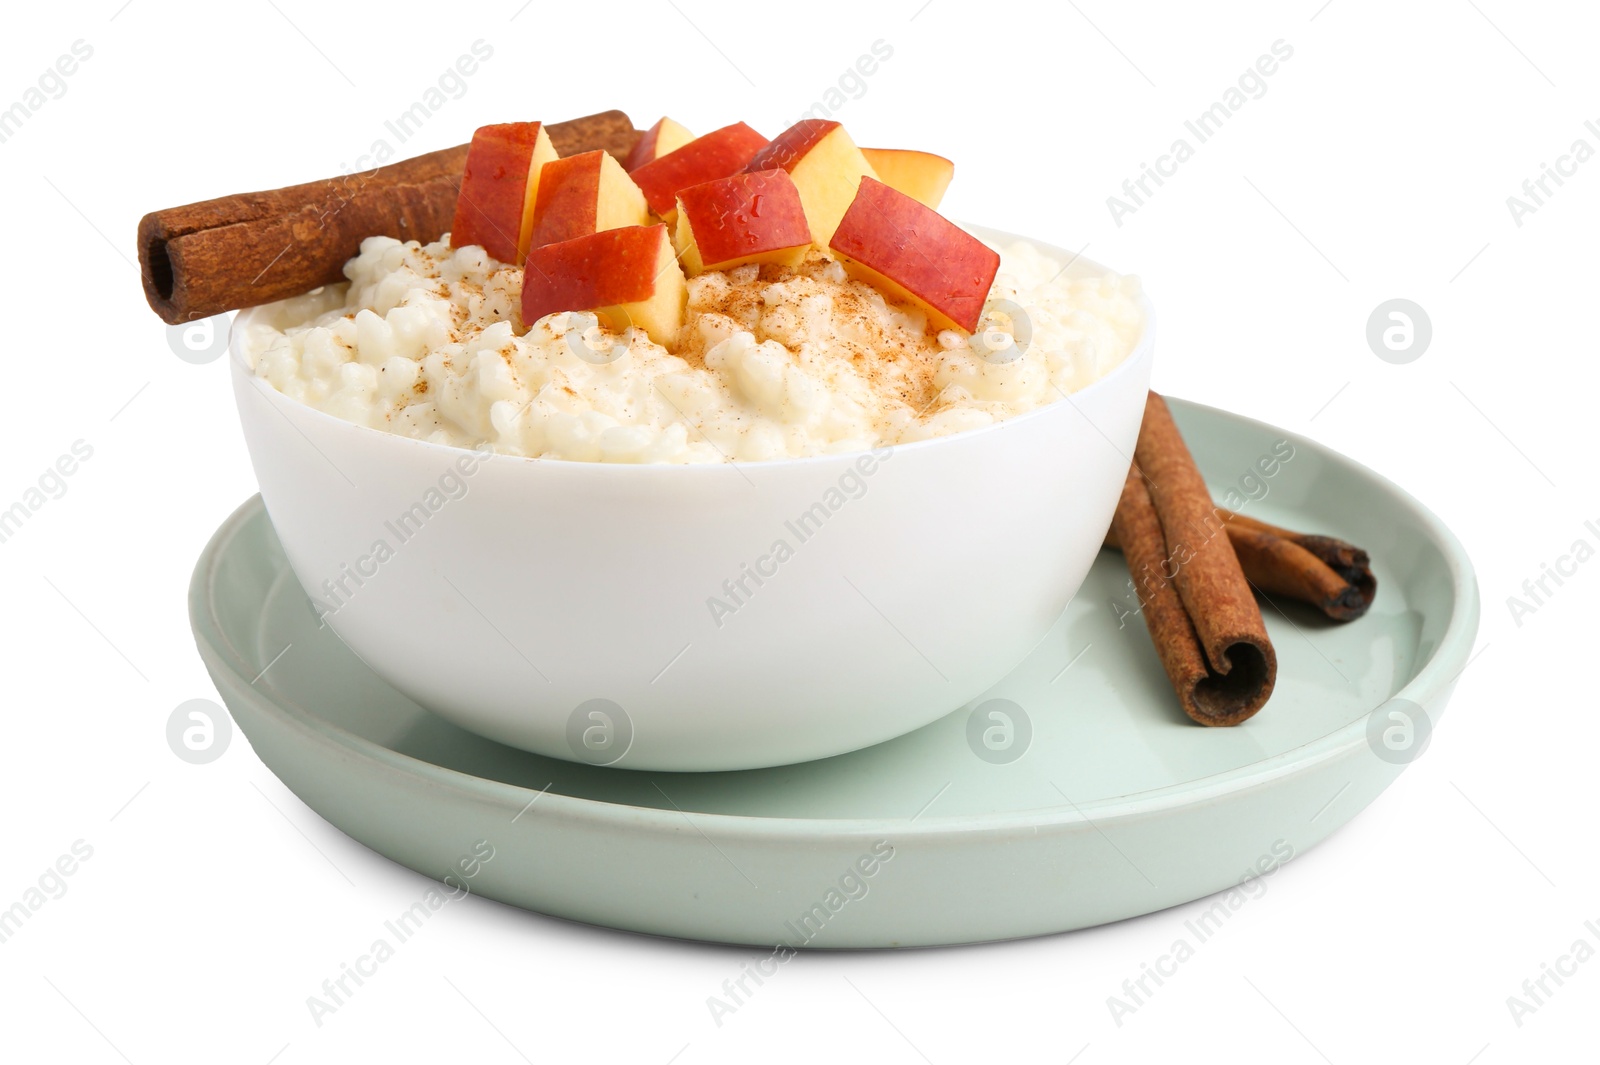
(828, 177, 999, 334)
(527, 150, 649, 250)
(859, 148, 955, 209)
(630, 122, 770, 218)
(521, 224, 686, 348)
(450, 122, 559, 265)
(743, 120, 878, 246)
(673, 169, 813, 275)
(624, 117, 696, 171)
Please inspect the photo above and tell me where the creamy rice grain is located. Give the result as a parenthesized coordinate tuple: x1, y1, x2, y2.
(240, 233, 1144, 463)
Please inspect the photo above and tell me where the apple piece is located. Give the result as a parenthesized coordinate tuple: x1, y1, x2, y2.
(450, 122, 559, 265)
(630, 122, 770, 218)
(527, 150, 650, 250)
(828, 177, 999, 334)
(742, 119, 878, 247)
(673, 169, 813, 275)
(624, 116, 696, 171)
(521, 224, 686, 347)
(860, 148, 955, 210)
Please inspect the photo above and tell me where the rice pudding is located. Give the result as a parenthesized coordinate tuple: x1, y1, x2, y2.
(238, 233, 1145, 464)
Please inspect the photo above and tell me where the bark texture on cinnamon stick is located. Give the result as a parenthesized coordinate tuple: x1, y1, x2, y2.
(1105, 508, 1376, 621)
(1113, 393, 1277, 726)
(137, 110, 637, 324)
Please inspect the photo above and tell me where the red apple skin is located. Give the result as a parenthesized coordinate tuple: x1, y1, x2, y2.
(624, 117, 692, 171)
(451, 122, 546, 265)
(624, 121, 663, 172)
(676, 170, 812, 270)
(742, 119, 837, 174)
(828, 177, 1000, 334)
(521, 224, 668, 323)
(529, 151, 605, 248)
(630, 123, 769, 216)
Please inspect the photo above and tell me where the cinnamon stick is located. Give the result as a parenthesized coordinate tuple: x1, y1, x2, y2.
(1217, 510, 1376, 619)
(1112, 393, 1277, 726)
(1106, 508, 1376, 621)
(137, 110, 637, 324)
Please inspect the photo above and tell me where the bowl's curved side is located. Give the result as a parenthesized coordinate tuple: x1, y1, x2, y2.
(231, 337, 1153, 771)
(228, 233, 1157, 771)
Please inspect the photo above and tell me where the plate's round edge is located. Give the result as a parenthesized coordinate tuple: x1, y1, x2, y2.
(192, 399, 1479, 844)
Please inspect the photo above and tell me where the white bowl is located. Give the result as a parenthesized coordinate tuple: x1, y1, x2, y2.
(230, 230, 1155, 771)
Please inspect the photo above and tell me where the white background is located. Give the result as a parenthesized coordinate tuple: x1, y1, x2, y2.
(1, 0, 1595, 1061)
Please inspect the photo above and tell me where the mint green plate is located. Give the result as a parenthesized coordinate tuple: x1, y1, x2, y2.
(191, 399, 1478, 948)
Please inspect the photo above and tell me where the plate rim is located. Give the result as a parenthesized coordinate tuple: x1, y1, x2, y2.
(192, 397, 1480, 840)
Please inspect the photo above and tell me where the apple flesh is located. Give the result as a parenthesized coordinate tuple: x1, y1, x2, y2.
(859, 148, 955, 210)
(450, 122, 559, 265)
(624, 117, 696, 171)
(527, 150, 649, 250)
(673, 169, 813, 275)
(521, 223, 686, 348)
(629, 122, 770, 218)
(828, 177, 999, 334)
(742, 120, 878, 247)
